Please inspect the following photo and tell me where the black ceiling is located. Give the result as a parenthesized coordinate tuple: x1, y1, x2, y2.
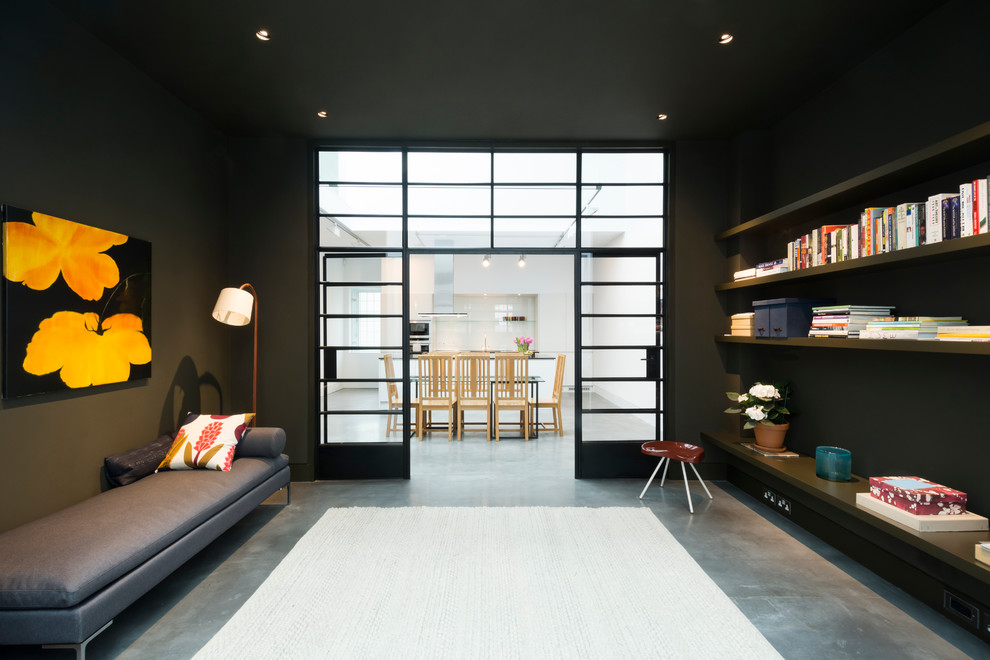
(51, 0, 944, 142)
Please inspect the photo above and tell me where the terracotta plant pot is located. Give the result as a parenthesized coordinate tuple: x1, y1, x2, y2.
(753, 422, 789, 451)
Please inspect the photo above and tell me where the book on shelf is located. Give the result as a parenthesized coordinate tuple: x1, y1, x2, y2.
(755, 258, 788, 277)
(733, 267, 756, 281)
(976, 177, 989, 234)
(936, 325, 990, 341)
(883, 206, 897, 252)
(926, 193, 956, 244)
(936, 194, 960, 241)
(810, 305, 895, 338)
(740, 443, 799, 458)
(855, 493, 989, 532)
(959, 182, 973, 238)
(977, 543, 990, 568)
(907, 202, 925, 247)
(860, 317, 967, 340)
(867, 207, 885, 255)
(812, 304, 895, 314)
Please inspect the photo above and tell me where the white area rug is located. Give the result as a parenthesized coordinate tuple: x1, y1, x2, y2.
(194, 507, 781, 659)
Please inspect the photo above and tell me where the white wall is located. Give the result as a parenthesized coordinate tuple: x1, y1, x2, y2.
(449, 254, 574, 387)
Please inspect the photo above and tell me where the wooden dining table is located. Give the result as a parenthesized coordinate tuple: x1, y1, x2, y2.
(411, 375, 545, 439)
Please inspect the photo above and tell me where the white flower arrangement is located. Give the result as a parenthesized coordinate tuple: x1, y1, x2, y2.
(725, 381, 791, 429)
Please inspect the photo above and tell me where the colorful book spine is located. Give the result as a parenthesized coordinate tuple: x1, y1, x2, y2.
(895, 203, 909, 250)
(927, 193, 956, 244)
(977, 177, 989, 235)
(959, 182, 973, 238)
(869, 207, 885, 254)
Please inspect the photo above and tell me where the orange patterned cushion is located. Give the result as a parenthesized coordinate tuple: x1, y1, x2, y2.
(157, 413, 253, 472)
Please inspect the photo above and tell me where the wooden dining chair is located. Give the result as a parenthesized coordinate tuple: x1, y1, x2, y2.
(456, 352, 491, 441)
(417, 353, 458, 441)
(383, 353, 417, 438)
(493, 353, 529, 441)
(530, 353, 566, 436)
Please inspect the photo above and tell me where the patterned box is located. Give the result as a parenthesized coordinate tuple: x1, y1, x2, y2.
(869, 476, 967, 515)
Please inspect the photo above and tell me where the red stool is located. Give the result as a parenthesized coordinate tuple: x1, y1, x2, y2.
(638, 441, 713, 513)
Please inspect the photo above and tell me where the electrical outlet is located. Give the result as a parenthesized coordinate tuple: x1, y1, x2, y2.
(759, 486, 791, 516)
(776, 497, 791, 515)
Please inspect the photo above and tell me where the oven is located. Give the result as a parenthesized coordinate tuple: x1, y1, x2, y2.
(409, 321, 431, 354)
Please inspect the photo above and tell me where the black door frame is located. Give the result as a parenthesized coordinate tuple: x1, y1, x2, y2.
(313, 144, 668, 480)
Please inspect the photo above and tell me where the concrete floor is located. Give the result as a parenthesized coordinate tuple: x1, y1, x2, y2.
(7, 429, 989, 659)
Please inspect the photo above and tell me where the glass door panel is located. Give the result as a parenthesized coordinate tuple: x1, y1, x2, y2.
(318, 251, 408, 478)
(576, 253, 663, 477)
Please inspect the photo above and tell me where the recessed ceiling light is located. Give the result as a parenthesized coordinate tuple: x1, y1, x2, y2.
(317, 111, 327, 118)
(719, 33, 733, 44)
(256, 29, 270, 41)
(656, 114, 668, 121)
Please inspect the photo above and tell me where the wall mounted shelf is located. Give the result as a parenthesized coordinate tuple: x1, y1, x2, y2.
(716, 232, 990, 291)
(715, 120, 990, 241)
(712, 121, 990, 642)
(702, 431, 990, 589)
(715, 335, 990, 355)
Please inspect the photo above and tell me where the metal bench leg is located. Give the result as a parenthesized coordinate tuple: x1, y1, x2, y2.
(639, 457, 666, 499)
(43, 620, 113, 660)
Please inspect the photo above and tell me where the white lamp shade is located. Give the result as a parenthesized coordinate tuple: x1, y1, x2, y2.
(213, 287, 254, 326)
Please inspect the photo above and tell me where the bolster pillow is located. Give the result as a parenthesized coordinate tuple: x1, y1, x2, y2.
(235, 427, 286, 458)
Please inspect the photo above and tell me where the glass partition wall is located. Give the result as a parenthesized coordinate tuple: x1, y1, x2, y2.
(316, 147, 666, 479)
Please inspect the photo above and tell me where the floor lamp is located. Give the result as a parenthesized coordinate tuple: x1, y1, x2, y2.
(212, 283, 258, 425)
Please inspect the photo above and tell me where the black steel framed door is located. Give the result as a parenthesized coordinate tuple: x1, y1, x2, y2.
(575, 250, 663, 477)
(317, 251, 410, 478)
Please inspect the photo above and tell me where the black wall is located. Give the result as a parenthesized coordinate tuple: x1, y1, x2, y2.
(225, 138, 314, 480)
(670, 142, 733, 453)
(723, 0, 990, 511)
(0, 3, 229, 532)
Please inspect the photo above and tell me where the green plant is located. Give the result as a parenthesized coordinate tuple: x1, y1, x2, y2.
(725, 381, 791, 429)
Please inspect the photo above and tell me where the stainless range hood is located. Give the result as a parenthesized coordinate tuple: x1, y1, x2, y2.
(419, 253, 467, 318)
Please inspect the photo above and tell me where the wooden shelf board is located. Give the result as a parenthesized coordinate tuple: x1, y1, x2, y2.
(701, 430, 990, 582)
(714, 335, 990, 355)
(715, 121, 990, 241)
(716, 232, 990, 291)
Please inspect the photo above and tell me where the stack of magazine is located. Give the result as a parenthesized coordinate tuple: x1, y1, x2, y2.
(860, 317, 967, 340)
(808, 305, 895, 338)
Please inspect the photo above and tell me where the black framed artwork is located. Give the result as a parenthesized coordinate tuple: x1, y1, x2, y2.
(1, 205, 151, 398)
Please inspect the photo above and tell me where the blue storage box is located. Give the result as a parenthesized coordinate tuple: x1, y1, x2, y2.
(752, 298, 834, 338)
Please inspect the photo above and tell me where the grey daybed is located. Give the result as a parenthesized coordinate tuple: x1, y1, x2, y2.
(0, 426, 290, 659)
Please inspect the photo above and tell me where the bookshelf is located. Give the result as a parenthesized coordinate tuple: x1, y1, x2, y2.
(712, 121, 990, 642)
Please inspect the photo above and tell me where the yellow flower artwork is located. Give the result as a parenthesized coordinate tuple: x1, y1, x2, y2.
(23, 312, 151, 388)
(2, 204, 151, 398)
(3, 212, 128, 301)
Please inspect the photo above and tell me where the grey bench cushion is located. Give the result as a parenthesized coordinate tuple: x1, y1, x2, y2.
(0, 453, 288, 610)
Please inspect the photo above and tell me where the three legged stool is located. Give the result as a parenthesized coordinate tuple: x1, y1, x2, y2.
(638, 441, 713, 513)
